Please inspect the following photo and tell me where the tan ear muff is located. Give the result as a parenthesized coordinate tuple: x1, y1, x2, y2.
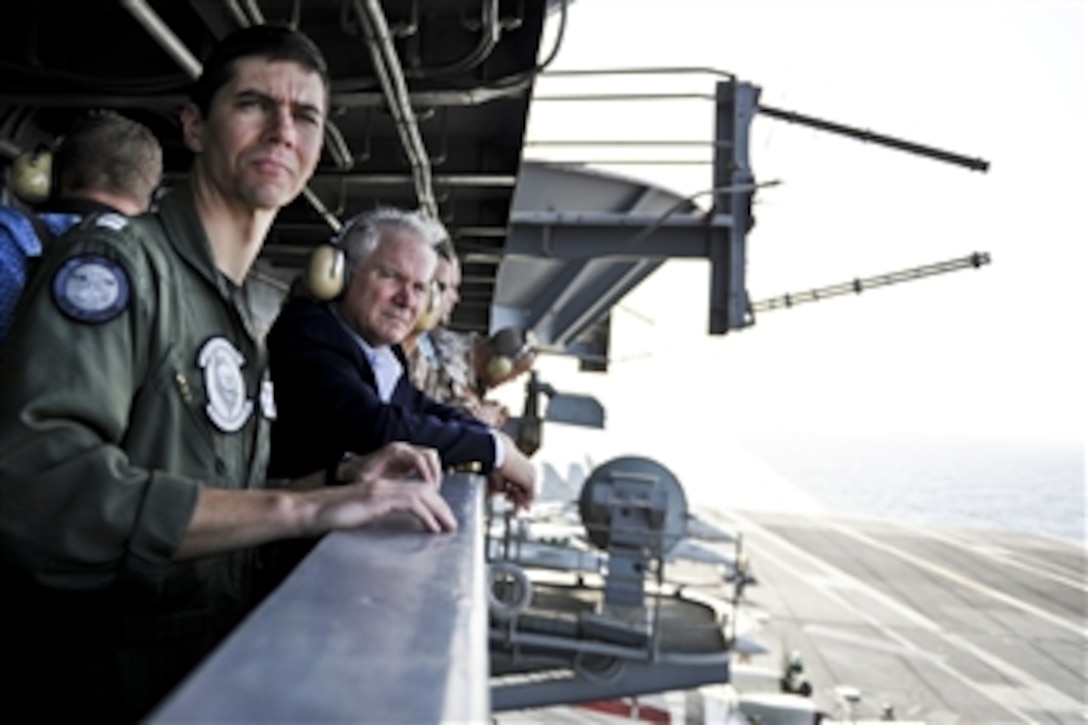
(305, 244, 346, 301)
(486, 354, 515, 384)
(10, 149, 53, 205)
(413, 281, 442, 333)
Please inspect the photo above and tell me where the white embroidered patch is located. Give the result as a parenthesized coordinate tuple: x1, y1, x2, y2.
(259, 379, 277, 420)
(94, 213, 128, 231)
(51, 254, 130, 323)
(197, 336, 253, 433)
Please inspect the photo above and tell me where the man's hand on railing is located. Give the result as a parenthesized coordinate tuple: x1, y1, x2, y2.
(337, 442, 442, 488)
(490, 432, 539, 513)
(475, 400, 510, 428)
(307, 475, 458, 534)
(300, 443, 455, 535)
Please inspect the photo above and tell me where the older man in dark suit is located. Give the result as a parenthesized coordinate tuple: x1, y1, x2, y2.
(268, 207, 537, 509)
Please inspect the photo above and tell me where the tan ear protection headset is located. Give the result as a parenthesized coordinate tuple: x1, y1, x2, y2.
(10, 147, 54, 205)
(305, 210, 366, 301)
(305, 242, 347, 301)
(483, 328, 535, 385)
(486, 350, 517, 383)
(413, 281, 442, 334)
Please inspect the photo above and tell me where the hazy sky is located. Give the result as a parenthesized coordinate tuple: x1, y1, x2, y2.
(511, 0, 1086, 452)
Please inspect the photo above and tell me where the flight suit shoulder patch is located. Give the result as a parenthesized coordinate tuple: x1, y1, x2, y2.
(51, 253, 131, 324)
(94, 212, 129, 231)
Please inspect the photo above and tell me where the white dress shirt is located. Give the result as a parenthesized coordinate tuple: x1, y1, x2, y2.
(334, 311, 504, 466)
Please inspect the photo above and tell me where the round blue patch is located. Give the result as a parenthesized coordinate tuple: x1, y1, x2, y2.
(52, 254, 130, 323)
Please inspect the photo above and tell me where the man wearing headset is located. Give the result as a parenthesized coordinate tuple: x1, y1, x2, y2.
(0, 25, 455, 721)
(0, 110, 163, 343)
(266, 207, 538, 510)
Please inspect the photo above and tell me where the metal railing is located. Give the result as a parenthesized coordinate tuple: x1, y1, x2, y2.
(150, 473, 489, 723)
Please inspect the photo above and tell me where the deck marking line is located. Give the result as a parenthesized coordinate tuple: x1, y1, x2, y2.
(725, 512, 1043, 724)
(801, 623, 947, 663)
(829, 522, 1087, 639)
(745, 538, 934, 654)
(915, 528, 1087, 592)
(727, 512, 942, 631)
(942, 632, 1087, 714)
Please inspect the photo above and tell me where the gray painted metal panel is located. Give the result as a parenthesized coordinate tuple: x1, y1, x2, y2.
(510, 163, 682, 217)
(151, 474, 488, 723)
(543, 260, 656, 346)
(491, 657, 730, 711)
(709, 80, 759, 334)
(495, 162, 698, 347)
(504, 219, 730, 260)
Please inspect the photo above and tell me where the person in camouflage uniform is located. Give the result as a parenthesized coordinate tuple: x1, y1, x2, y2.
(414, 242, 537, 428)
(423, 243, 500, 423)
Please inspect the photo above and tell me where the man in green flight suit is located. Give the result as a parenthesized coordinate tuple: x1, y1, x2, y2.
(0, 25, 455, 722)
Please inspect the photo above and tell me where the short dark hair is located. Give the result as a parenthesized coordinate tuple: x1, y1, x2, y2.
(190, 24, 330, 116)
(53, 110, 162, 205)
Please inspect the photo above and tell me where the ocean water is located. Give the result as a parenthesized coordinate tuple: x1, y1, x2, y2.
(735, 430, 1086, 544)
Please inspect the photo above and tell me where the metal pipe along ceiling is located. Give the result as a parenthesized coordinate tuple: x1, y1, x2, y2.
(404, 0, 502, 79)
(352, 0, 438, 219)
(120, 0, 203, 78)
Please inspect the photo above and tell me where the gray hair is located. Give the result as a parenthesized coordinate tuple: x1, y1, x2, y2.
(336, 207, 436, 283)
(419, 215, 452, 248)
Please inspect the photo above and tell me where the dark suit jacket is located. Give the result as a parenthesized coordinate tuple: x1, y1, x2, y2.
(267, 294, 495, 479)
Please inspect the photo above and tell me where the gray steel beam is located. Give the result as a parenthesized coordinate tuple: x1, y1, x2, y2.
(0, 85, 536, 108)
(340, 173, 518, 187)
(514, 180, 682, 341)
(522, 263, 589, 328)
(511, 210, 725, 228)
(709, 80, 759, 334)
(150, 475, 489, 723)
(505, 212, 732, 260)
(546, 261, 656, 347)
(515, 180, 683, 335)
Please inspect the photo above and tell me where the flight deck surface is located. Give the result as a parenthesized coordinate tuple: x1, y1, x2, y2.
(708, 508, 1087, 723)
(496, 505, 1085, 722)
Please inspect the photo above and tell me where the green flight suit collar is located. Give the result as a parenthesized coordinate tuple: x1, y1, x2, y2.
(157, 183, 263, 344)
(158, 184, 221, 289)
